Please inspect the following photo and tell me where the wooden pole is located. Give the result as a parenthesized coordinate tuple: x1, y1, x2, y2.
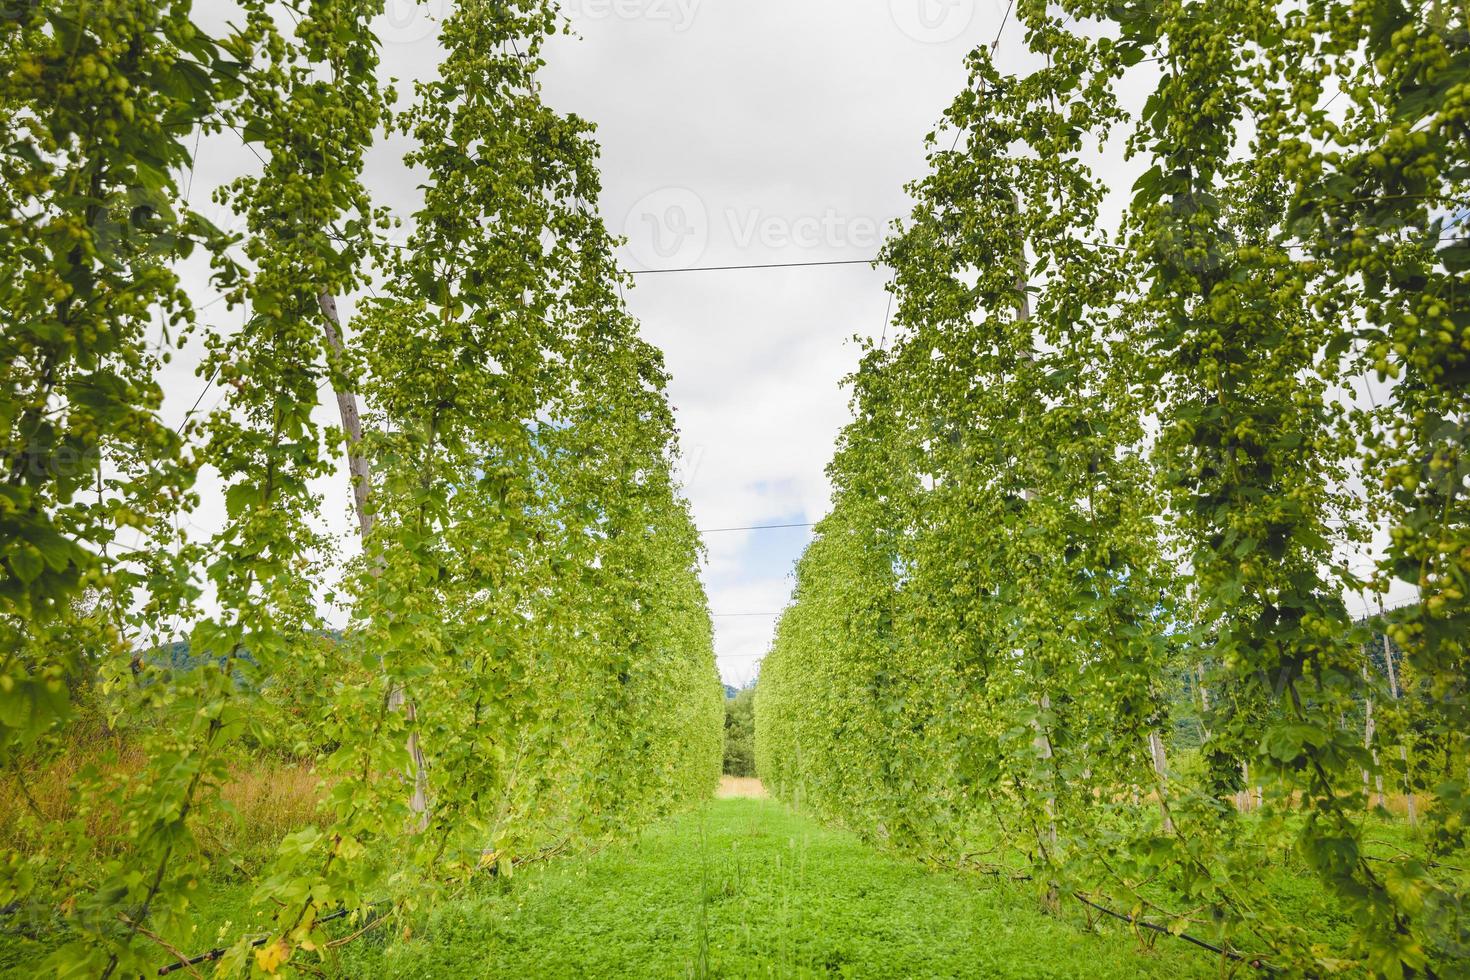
(1362, 655, 1384, 808)
(1149, 730, 1175, 833)
(1377, 621, 1417, 827)
(318, 292, 429, 826)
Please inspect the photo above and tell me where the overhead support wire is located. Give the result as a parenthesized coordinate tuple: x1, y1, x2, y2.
(628, 258, 875, 276)
(950, 0, 1018, 152)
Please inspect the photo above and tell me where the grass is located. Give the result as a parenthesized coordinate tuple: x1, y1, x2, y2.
(0, 873, 270, 977)
(15, 768, 1432, 976)
(0, 730, 327, 976)
(0, 730, 325, 875)
(340, 796, 1213, 979)
(716, 776, 769, 799)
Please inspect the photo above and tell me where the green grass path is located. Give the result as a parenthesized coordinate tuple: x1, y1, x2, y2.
(352, 797, 1212, 979)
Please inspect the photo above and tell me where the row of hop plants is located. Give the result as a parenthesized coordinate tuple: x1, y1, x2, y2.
(756, 0, 1468, 976)
(0, 0, 724, 975)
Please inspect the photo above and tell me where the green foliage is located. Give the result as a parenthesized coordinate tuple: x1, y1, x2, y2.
(0, 0, 233, 751)
(756, 2, 1469, 976)
(0, 0, 722, 975)
(723, 687, 755, 777)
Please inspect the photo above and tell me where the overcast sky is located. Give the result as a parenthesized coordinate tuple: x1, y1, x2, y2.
(533, 1, 994, 686)
(161, 0, 1402, 686)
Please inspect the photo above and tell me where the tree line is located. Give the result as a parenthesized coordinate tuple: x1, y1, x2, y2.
(756, 1, 1468, 975)
(0, 0, 722, 974)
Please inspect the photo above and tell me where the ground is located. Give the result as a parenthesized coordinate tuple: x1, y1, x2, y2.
(716, 775, 768, 799)
(342, 784, 1213, 979)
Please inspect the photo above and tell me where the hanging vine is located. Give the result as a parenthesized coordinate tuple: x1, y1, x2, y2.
(757, 1, 1469, 974)
(0, 1, 722, 975)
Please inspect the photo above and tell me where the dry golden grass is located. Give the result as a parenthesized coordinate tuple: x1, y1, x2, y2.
(716, 776, 768, 799)
(0, 727, 326, 870)
(0, 729, 138, 856)
(205, 762, 327, 866)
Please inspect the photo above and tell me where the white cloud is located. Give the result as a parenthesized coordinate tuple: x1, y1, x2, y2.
(534, 0, 983, 682)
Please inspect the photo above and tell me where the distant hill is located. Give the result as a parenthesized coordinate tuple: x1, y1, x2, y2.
(724, 684, 739, 699)
(144, 630, 344, 678)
